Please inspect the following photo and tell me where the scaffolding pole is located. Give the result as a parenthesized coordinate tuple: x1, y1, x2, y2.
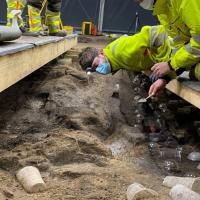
(98, 0, 105, 33)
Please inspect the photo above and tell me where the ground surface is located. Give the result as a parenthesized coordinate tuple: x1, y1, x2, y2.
(0, 36, 174, 200)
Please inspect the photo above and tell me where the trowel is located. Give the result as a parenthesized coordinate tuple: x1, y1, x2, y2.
(138, 94, 153, 103)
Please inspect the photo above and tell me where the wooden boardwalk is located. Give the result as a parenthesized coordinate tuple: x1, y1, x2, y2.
(166, 76, 200, 109)
(0, 34, 77, 93)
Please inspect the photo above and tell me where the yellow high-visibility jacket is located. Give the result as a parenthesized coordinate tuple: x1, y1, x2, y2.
(153, 0, 200, 71)
(104, 25, 171, 72)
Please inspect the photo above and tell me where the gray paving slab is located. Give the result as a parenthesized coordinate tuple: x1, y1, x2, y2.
(0, 34, 77, 56)
(0, 42, 34, 56)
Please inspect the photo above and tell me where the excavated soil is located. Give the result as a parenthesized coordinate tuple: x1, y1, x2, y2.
(0, 37, 174, 200)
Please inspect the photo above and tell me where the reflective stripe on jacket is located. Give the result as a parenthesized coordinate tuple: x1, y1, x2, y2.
(103, 25, 171, 72)
(153, 0, 200, 71)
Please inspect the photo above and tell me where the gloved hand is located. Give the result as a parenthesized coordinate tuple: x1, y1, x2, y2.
(149, 73, 159, 83)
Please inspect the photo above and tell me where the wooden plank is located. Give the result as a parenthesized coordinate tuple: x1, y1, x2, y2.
(166, 79, 200, 109)
(12, 35, 65, 46)
(0, 35, 75, 56)
(0, 35, 77, 93)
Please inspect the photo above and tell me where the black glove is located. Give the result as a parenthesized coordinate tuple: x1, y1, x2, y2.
(149, 73, 171, 83)
(149, 73, 159, 83)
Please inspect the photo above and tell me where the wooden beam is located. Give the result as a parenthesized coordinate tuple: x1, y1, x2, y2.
(166, 79, 200, 109)
(0, 35, 77, 93)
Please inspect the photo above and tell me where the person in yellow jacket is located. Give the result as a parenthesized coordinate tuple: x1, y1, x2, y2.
(79, 25, 175, 95)
(6, 0, 66, 37)
(135, 0, 200, 95)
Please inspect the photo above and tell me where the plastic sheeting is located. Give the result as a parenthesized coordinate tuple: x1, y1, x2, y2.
(61, 0, 100, 30)
(0, 0, 7, 25)
(61, 0, 158, 33)
(103, 0, 158, 33)
(0, 0, 158, 33)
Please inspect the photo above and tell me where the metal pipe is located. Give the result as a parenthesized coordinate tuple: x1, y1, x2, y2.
(98, 0, 105, 33)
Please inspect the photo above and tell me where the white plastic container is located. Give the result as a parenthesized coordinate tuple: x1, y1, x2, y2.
(170, 184, 200, 200)
(127, 182, 158, 200)
(16, 166, 46, 193)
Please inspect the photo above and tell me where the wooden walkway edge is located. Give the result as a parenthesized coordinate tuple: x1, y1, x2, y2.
(166, 78, 200, 109)
(0, 34, 77, 93)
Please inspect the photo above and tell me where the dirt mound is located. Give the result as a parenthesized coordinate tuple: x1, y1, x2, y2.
(0, 49, 170, 199)
(0, 128, 169, 200)
(0, 59, 114, 149)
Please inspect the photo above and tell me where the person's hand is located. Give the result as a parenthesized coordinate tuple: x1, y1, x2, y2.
(151, 62, 171, 77)
(148, 79, 167, 96)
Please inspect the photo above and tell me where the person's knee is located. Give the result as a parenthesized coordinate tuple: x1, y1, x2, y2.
(189, 63, 200, 81)
(47, 0, 61, 12)
(195, 63, 200, 81)
(28, 0, 42, 9)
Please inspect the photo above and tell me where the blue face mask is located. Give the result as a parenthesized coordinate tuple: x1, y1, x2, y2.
(95, 61, 111, 75)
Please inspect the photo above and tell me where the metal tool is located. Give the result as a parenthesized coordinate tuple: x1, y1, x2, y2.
(86, 71, 91, 85)
(138, 94, 153, 103)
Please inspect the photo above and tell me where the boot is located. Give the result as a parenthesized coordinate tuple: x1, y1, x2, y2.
(28, 5, 43, 33)
(6, 0, 26, 28)
(189, 63, 200, 81)
(45, 9, 67, 37)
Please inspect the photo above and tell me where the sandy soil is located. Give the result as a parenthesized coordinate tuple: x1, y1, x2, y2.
(0, 36, 172, 200)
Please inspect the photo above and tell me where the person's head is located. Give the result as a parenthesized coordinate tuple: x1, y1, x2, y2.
(134, 0, 156, 10)
(79, 47, 111, 75)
